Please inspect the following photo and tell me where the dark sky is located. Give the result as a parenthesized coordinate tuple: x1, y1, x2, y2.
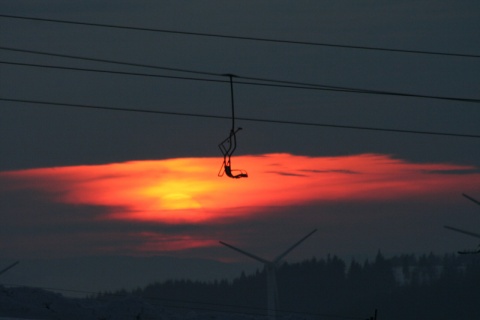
(1, 0, 480, 292)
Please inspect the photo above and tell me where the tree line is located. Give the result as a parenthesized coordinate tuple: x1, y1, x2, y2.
(95, 252, 480, 320)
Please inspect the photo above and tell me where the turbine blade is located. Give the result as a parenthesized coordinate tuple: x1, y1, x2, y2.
(219, 241, 270, 264)
(444, 225, 480, 239)
(0, 261, 19, 276)
(462, 193, 480, 207)
(274, 229, 317, 264)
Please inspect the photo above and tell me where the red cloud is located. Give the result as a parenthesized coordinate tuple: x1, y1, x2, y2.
(2, 153, 479, 226)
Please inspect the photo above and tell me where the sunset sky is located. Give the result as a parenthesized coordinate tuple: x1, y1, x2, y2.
(1, 153, 479, 261)
(0, 0, 479, 291)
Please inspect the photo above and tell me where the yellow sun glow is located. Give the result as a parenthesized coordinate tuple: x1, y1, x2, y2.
(2, 153, 479, 225)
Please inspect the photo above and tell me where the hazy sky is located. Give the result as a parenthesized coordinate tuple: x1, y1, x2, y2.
(1, 0, 480, 272)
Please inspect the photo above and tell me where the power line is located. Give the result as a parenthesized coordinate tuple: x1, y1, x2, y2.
(1, 14, 479, 59)
(1, 97, 479, 139)
(0, 60, 224, 84)
(3, 282, 364, 320)
(2, 57, 480, 104)
(0, 46, 219, 77)
(3, 283, 365, 320)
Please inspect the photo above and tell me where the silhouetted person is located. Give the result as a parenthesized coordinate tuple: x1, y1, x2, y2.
(218, 128, 248, 179)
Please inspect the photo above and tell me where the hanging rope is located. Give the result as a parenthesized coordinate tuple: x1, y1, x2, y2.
(218, 74, 248, 179)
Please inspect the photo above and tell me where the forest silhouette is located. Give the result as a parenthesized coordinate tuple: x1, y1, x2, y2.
(96, 252, 480, 320)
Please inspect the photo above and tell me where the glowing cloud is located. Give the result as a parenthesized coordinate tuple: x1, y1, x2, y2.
(1, 153, 479, 225)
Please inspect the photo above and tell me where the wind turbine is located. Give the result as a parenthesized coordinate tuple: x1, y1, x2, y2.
(444, 193, 480, 254)
(219, 229, 317, 320)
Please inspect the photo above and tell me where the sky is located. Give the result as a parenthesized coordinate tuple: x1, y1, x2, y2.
(0, 0, 480, 291)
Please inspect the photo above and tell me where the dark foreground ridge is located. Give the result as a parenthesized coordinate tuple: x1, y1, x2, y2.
(1, 252, 480, 320)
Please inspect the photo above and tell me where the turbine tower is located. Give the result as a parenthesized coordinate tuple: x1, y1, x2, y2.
(219, 229, 317, 320)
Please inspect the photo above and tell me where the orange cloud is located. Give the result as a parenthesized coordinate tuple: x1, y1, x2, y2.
(2, 153, 479, 225)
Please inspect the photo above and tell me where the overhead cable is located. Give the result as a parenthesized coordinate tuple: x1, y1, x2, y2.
(0, 14, 479, 59)
(3, 282, 364, 320)
(1, 59, 479, 104)
(0, 46, 218, 77)
(1, 98, 479, 139)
